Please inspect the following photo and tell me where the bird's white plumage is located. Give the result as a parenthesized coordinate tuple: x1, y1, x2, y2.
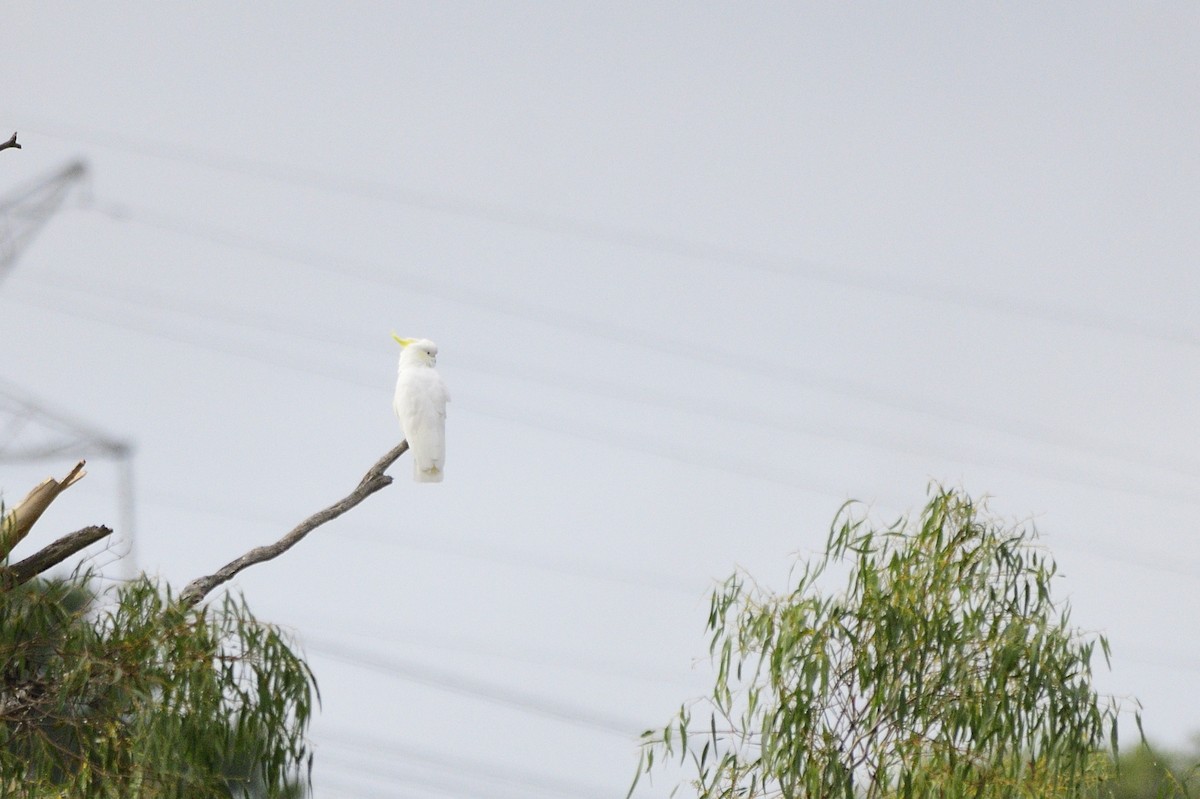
(392, 337, 450, 482)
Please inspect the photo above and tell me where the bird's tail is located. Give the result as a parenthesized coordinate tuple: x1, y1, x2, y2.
(414, 463, 443, 483)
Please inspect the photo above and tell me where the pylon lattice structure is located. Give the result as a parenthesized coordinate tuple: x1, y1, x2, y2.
(0, 378, 131, 462)
(0, 158, 138, 576)
(0, 160, 87, 285)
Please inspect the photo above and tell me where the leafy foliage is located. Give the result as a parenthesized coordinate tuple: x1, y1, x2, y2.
(0, 572, 316, 798)
(634, 487, 1120, 799)
(1106, 743, 1200, 799)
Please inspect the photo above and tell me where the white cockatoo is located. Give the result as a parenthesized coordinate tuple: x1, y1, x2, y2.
(391, 334, 450, 482)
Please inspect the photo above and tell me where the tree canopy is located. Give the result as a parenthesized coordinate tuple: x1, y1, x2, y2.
(633, 487, 1123, 799)
(0, 447, 407, 797)
(0, 572, 315, 798)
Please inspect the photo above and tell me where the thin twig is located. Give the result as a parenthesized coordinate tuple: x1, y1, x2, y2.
(1, 525, 113, 589)
(178, 440, 410, 609)
(0, 132, 20, 152)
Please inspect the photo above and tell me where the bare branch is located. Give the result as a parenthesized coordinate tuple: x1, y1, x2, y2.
(0, 461, 87, 559)
(178, 441, 409, 609)
(1, 525, 113, 589)
(0, 132, 20, 152)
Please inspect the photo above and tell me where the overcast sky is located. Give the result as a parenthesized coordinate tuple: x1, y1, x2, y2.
(2, 3, 1198, 797)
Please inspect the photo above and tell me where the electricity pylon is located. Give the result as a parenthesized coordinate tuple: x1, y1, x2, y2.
(0, 158, 139, 577)
(0, 160, 87, 285)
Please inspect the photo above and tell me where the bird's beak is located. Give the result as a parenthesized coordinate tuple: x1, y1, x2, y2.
(391, 332, 415, 348)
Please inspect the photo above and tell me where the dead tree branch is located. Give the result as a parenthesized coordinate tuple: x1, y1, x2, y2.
(1, 525, 113, 589)
(178, 440, 410, 609)
(0, 461, 87, 560)
(0, 132, 20, 152)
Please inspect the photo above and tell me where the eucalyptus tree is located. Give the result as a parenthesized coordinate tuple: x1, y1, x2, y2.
(634, 488, 1123, 799)
(0, 575, 314, 798)
(0, 443, 410, 797)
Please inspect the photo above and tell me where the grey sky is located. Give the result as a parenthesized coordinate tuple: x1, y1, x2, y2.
(3, 3, 1198, 796)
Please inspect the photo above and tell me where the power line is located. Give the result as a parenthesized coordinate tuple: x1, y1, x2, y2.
(77, 195, 1200, 483)
(4, 285, 865, 506)
(317, 729, 612, 799)
(301, 623, 692, 689)
(24, 255, 1180, 491)
(29, 119, 1200, 351)
(317, 752, 538, 799)
(13, 267, 1199, 511)
(312, 769, 420, 799)
(137, 486, 703, 599)
(302, 635, 647, 737)
(1059, 538, 1200, 589)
